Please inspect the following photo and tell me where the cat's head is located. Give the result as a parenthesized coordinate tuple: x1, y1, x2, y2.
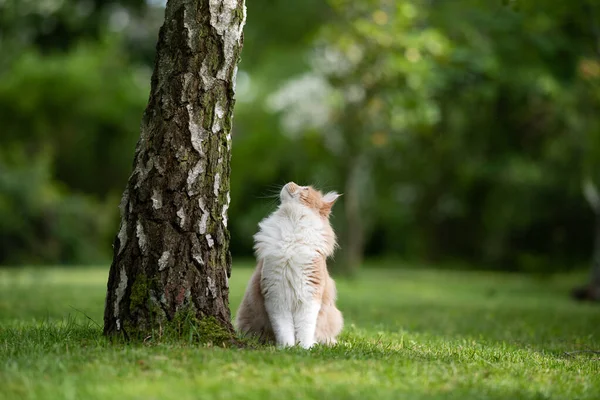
(280, 182, 341, 218)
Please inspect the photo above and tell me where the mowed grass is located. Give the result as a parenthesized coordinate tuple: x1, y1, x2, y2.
(1, 265, 599, 400)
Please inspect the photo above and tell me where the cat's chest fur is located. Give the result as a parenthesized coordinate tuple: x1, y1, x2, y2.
(254, 203, 327, 305)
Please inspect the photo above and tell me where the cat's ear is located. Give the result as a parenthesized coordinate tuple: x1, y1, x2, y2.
(320, 192, 341, 217)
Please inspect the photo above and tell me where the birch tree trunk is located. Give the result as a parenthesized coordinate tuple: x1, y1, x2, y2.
(103, 0, 246, 339)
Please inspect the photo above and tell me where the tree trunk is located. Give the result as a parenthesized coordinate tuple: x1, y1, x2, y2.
(590, 213, 600, 290)
(572, 179, 600, 302)
(103, 0, 246, 339)
(341, 156, 366, 276)
(572, 212, 600, 301)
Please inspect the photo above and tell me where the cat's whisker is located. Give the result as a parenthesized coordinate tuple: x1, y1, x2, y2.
(256, 194, 280, 199)
(257, 186, 285, 200)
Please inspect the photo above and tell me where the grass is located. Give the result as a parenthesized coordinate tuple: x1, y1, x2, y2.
(1, 265, 599, 400)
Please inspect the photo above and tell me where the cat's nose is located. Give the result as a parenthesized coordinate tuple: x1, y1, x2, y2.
(286, 182, 298, 194)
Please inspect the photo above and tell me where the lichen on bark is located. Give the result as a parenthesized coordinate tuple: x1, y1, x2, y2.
(103, 0, 245, 343)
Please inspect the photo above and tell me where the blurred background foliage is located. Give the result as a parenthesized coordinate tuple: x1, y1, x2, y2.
(0, 0, 599, 274)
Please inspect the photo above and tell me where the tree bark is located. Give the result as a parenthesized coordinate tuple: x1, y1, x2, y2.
(103, 0, 246, 339)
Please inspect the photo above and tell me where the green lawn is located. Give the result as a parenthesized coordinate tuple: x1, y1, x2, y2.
(1, 265, 599, 399)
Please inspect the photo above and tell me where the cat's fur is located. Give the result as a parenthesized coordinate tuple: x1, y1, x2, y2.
(235, 182, 343, 348)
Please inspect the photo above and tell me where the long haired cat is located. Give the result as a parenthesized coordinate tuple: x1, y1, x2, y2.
(235, 182, 343, 348)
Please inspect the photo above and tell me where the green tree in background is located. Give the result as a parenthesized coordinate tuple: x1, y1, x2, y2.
(570, 0, 600, 301)
(267, 0, 451, 274)
(0, 0, 155, 264)
(264, 0, 600, 275)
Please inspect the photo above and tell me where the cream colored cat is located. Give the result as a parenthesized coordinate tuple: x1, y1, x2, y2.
(235, 182, 343, 348)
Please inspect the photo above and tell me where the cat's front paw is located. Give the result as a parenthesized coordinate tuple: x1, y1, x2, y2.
(299, 340, 316, 350)
(275, 337, 296, 348)
(314, 336, 338, 346)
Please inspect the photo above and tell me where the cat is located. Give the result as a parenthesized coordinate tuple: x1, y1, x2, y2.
(235, 182, 343, 348)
